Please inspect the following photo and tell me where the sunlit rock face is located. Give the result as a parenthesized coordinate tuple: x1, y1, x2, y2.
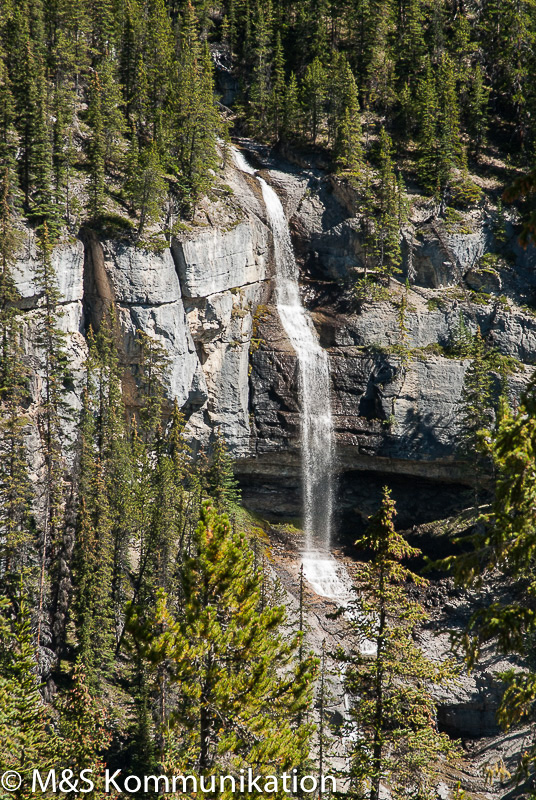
(15, 144, 536, 519)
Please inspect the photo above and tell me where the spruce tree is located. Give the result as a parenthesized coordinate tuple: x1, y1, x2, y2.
(340, 488, 459, 800)
(269, 31, 285, 140)
(437, 53, 461, 190)
(376, 128, 401, 280)
(128, 502, 317, 780)
(0, 593, 57, 790)
(456, 328, 495, 507)
(133, 142, 167, 239)
(173, 4, 220, 209)
(0, 167, 33, 596)
(466, 63, 488, 160)
(86, 72, 106, 219)
(282, 72, 301, 142)
(444, 377, 536, 785)
(248, 0, 273, 139)
(33, 222, 70, 653)
(206, 428, 241, 511)
(416, 59, 439, 194)
(334, 63, 362, 173)
(302, 57, 327, 144)
(57, 661, 111, 785)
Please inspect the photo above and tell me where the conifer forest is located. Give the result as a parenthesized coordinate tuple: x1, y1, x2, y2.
(2, 0, 536, 797)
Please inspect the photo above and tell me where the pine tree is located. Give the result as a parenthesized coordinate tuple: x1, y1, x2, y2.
(302, 57, 327, 144)
(86, 72, 106, 219)
(128, 502, 317, 779)
(33, 222, 70, 653)
(0, 593, 57, 790)
(57, 661, 111, 785)
(444, 377, 536, 785)
(144, 0, 175, 141)
(269, 31, 285, 139)
(282, 72, 301, 142)
(74, 382, 115, 687)
(0, 167, 33, 595)
(376, 128, 401, 280)
(456, 328, 495, 506)
(133, 143, 167, 239)
(395, 0, 426, 91)
(248, 0, 273, 139)
(334, 62, 362, 172)
(8, 0, 56, 225)
(416, 59, 440, 194)
(466, 63, 488, 160)
(97, 58, 126, 172)
(0, 50, 19, 183)
(75, 313, 134, 649)
(206, 428, 241, 511)
(437, 53, 461, 190)
(173, 4, 220, 210)
(340, 488, 459, 800)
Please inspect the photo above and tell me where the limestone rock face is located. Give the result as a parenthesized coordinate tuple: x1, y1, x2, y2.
(15, 143, 536, 493)
(171, 218, 268, 297)
(83, 234, 207, 413)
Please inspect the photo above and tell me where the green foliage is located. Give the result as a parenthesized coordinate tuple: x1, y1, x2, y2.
(456, 329, 495, 504)
(205, 428, 241, 511)
(340, 489, 460, 800)
(0, 593, 57, 794)
(128, 502, 317, 783)
(444, 376, 536, 784)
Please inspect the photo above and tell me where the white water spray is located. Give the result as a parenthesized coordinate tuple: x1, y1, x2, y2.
(233, 147, 335, 550)
(233, 147, 376, 663)
(233, 151, 366, 609)
(258, 177, 335, 550)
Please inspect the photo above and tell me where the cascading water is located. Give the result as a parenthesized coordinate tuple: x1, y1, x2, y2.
(233, 147, 334, 550)
(233, 146, 376, 680)
(257, 177, 335, 551)
(233, 148, 365, 609)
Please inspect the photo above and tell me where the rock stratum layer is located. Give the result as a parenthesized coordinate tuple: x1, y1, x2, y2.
(15, 144, 536, 517)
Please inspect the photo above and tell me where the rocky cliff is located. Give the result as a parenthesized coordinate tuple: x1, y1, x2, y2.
(15, 142, 536, 526)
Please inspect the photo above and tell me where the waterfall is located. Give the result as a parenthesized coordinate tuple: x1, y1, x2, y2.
(233, 147, 378, 664)
(232, 147, 335, 551)
(257, 177, 335, 551)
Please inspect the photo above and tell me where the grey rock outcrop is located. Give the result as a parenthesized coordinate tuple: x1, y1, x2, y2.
(171, 218, 268, 297)
(83, 233, 207, 413)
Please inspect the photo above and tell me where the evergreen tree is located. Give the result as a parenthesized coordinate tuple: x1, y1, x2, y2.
(86, 72, 106, 219)
(206, 428, 241, 511)
(376, 128, 401, 280)
(444, 377, 536, 785)
(0, 593, 57, 790)
(282, 72, 301, 142)
(466, 63, 488, 160)
(416, 59, 440, 194)
(128, 503, 316, 781)
(437, 53, 461, 190)
(33, 222, 70, 653)
(334, 63, 362, 172)
(57, 661, 111, 788)
(269, 31, 285, 140)
(340, 488, 459, 800)
(0, 167, 33, 596)
(173, 4, 220, 210)
(248, 0, 273, 139)
(74, 381, 115, 687)
(302, 57, 327, 144)
(129, 142, 167, 239)
(456, 328, 495, 506)
(395, 0, 426, 92)
(74, 313, 133, 651)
